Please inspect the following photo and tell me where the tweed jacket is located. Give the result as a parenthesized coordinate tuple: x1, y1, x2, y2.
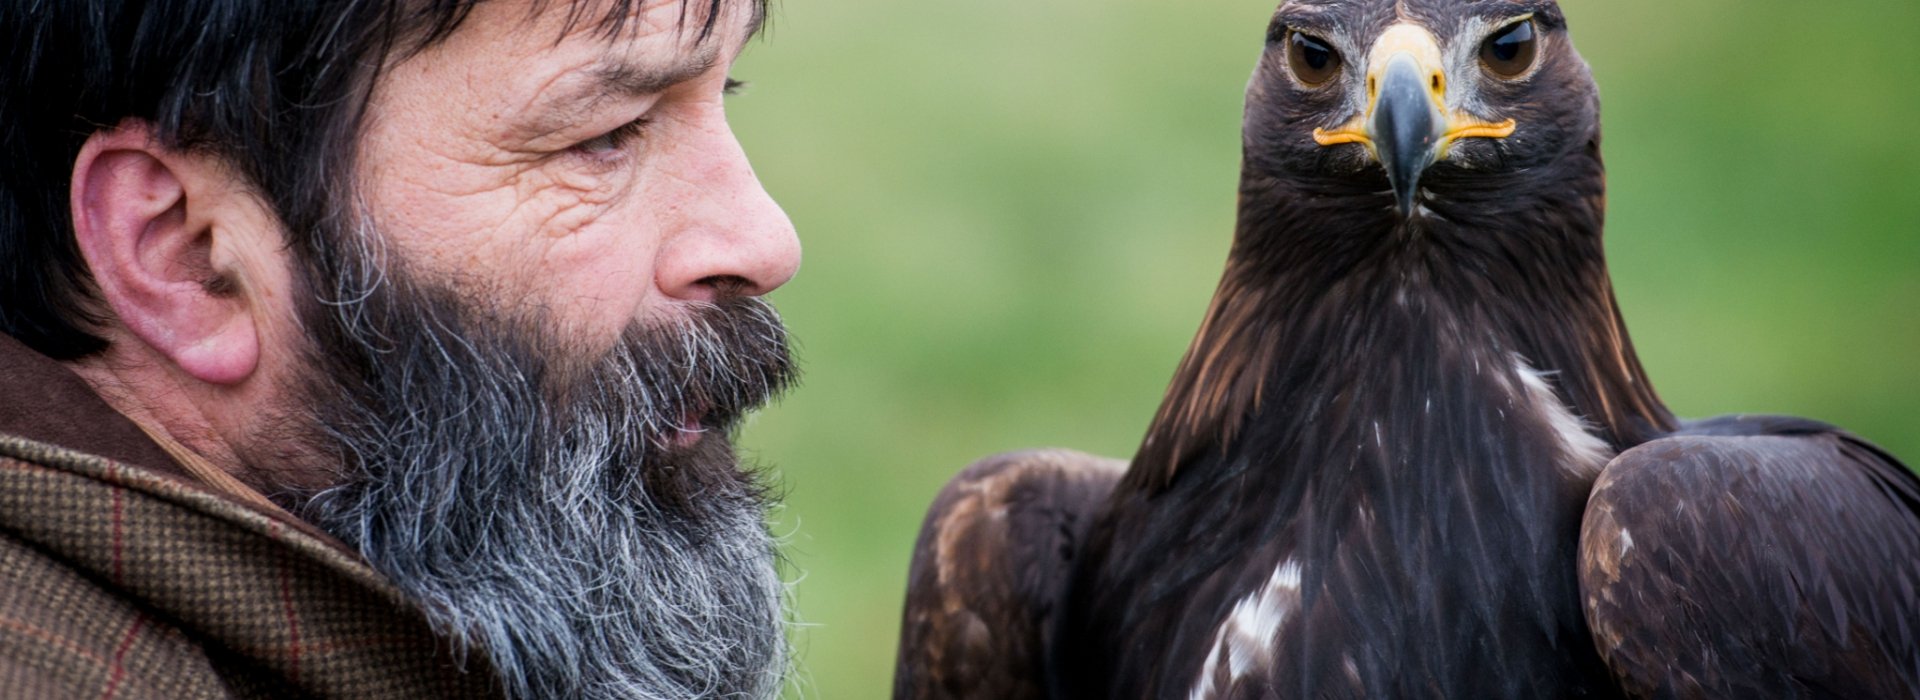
(0, 334, 501, 699)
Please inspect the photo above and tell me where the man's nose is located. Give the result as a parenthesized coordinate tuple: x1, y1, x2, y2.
(655, 127, 801, 302)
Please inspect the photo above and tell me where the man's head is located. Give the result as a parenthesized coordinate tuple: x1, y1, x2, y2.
(2, 0, 800, 697)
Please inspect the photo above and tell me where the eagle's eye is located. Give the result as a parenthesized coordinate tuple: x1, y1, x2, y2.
(1480, 17, 1538, 78)
(1286, 30, 1343, 87)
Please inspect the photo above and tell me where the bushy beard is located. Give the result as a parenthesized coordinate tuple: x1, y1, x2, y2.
(281, 231, 795, 699)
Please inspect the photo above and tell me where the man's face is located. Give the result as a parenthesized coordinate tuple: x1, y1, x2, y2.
(255, 2, 800, 698)
(356, 0, 798, 354)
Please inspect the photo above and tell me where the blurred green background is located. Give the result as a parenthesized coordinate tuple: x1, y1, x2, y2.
(726, 0, 1920, 696)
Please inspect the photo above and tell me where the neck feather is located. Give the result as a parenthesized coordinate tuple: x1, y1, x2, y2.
(1128, 139, 1673, 491)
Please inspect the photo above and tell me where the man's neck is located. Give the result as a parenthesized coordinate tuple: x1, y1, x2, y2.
(124, 416, 287, 513)
(66, 348, 296, 516)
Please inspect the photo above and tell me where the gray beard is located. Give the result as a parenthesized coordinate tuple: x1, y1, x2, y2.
(280, 238, 794, 699)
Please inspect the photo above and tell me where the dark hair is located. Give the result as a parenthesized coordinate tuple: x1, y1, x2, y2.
(0, 0, 750, 360)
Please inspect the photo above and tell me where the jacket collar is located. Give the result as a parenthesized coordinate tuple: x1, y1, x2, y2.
(0, 332, 343, 548)
(0, 333, 187, 477)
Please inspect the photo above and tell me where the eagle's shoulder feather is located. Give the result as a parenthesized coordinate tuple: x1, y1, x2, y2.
(893, 449, 1124, 699)
(1579, 415, 1920, 698)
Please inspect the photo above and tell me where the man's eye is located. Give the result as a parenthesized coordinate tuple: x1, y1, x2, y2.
(574, 117, 652, 156)
(724, 78, 747, 96)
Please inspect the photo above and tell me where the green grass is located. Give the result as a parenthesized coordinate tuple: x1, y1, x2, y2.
(725, 1, 1920, 696)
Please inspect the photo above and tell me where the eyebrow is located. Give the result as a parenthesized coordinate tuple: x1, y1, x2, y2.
(518, 46, 720, 136)
(564, 0, 767, 101)
(586, 47, 720, 101)
(512, 1, 764, 139)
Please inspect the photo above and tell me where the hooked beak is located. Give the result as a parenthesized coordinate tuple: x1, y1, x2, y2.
(1373, 54, 1443, 216)
(1312, 25, 1516, 217)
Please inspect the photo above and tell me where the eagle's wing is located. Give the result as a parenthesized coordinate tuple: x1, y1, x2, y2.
(1579, 415, 1920, 698)
(892, 449, 1125, 700)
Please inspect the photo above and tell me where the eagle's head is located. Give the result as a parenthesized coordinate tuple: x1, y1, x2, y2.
(1244, 0, 1600, 220)
(1130, 0, 1664, 489)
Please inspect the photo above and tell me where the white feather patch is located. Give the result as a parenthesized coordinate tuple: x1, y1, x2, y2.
(1511, 358, 1615, 476)
(1189, 559, 1303, 699)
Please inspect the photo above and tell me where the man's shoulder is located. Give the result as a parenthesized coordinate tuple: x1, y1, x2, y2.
(0, 446, 245, 698)
(0, 446, 502, 699)
(0, 524, 231, 699)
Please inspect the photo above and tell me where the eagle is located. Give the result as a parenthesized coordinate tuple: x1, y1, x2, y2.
(893, 1, 1920, 698)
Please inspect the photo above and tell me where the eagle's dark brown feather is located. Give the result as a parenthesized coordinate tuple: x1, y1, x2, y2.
(892, 449, 1123, 699)
(1129, 269, 1289, 490)
(897, 1, 1920, 697)
(1581, 416, 1920, 698)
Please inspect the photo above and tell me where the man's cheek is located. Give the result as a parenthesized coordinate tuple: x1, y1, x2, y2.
(514, 179, 664, 349)
(412, 161, 636, 286)
(361, 157, 530, 271)
(522, 162, 634, 241)
(512, 164, 660, 289)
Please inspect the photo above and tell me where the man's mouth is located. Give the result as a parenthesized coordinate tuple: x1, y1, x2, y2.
(669, 409, 710, 450)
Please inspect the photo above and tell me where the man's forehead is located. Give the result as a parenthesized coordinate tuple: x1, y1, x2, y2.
(399, 0, 761, 72)
(512, 0, 765, 48)
(361, 0, 764, 158)
(399, 0, 762, 105)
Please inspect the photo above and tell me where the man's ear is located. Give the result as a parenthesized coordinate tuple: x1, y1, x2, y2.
(70, 122, 263, 385)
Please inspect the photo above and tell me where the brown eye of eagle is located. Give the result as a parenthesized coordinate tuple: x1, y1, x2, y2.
(1480, 18, 1538, 78)
(1286, 30, 1342, 86)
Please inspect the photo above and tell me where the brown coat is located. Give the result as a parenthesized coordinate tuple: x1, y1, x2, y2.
(0, 334, 501, 698)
